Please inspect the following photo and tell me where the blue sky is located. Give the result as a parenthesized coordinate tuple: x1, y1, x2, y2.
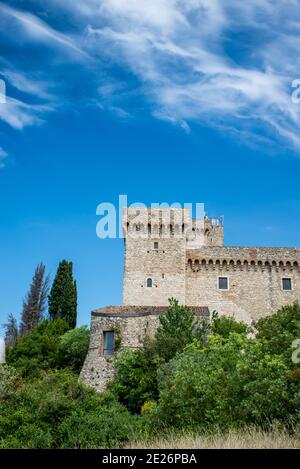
(1, 0, 300, 329)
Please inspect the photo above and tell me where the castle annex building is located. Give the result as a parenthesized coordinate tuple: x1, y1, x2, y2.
(81, 208, 300, 391)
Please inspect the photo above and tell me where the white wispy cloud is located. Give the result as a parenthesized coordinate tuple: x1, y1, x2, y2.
(0, 3, 87, 58)
(0, 61, 55, 130)
(0, 96, 53, 129)
(0, 146, 7, 168)
(1, 0, 300, 150)
(2, 69, 55, 101)
(81, 0, 300, 149)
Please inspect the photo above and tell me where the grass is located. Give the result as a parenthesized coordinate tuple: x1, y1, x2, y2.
(126, 426, 300, 449)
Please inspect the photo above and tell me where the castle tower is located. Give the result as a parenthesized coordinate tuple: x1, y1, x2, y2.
(122, 207, 224, 306)
(122, 208, 188, 306)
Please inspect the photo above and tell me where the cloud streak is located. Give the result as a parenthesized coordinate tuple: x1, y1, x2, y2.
(0, 146, 7, 168)
(1, 0, 300, 151)
(0, 3, 87, 58)
(83, 0, 300, 149)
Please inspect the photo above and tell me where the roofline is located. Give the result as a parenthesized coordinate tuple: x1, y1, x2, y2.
(91, 305, 210, 318)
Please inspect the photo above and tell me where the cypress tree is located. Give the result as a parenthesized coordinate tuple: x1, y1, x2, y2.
(4, 313, 18, 348)
(20, 262, 49, 336)
(48, 260, 77, 328)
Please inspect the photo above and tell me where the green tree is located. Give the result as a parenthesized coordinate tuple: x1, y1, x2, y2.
(210, 311, 248, 337)
(153, 333, 298, 430)
(48, 260, 77, 329)
(6, 319, 69, 377)
(110, 300, 249, 414)
(109, 349, 158, 414)
(153, 298, 196, 362)
(20, 263, 49, 336)
(110, 299, 204, 412)
(254, 302, 300, 364)
(4, 313, 19, 348)
(57, 326, 89, 373)
(0, 369, 140, 448)
(0, 365, 19, 400)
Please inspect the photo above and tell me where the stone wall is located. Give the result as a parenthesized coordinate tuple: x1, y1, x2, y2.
(80, 306, 209, 392)
(186, 247, 300, 322)
(122, 208, 224, 306)
(123, 237, 186, 306)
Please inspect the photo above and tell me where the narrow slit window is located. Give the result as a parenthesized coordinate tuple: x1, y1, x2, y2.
(103, 331, 115, 355)
(147, 278, 152, 288)
(282, 278, 292, 290)
(154, 242, 158, 250)
(218, 277, 228, 290)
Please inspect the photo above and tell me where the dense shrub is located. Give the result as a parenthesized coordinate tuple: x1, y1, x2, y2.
(110, 300, 248, 414)
(57, 326, 89, 372)
(254, 302, 300, 363)
(58, 391, 143, 448)
(210, 311, 248, 338)
(109, 349, 158, 414)
(6, 320, 89, 376)
(109, 298, 201, 413)
(153, 298, 196, 362)
(0, 365, 19, 400)
(0, 368, 141, 448)
(151, 333, 299, 429)
(3, 301, 299, 447)
(6, 319, 70, 377)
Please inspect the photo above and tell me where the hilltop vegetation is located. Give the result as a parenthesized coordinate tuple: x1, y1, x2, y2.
(1, 299, 299, 448)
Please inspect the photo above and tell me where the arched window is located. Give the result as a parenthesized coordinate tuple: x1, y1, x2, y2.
(147, 278, 152, 288)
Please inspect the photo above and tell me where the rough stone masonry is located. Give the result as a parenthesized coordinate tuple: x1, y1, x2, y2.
(80, 207, 300, 391)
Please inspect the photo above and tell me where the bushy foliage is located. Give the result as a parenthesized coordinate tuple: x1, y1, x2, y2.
(2, 299, 299, 447)
(254, 302, 300, 363)
(57, 326, 89, 372)
(110, 300, 248, 414)
(109, 349, 158, 413)
(0, 365, 19, 400)
(6, 319, 70, 377)
(0, 368, 141, 448)
(154, 298, 196, 362)
(109, 298, 199, 413)
(151, 334, 299, 429)
(210, 311, 248, 338)
(6, 320, 89, 376)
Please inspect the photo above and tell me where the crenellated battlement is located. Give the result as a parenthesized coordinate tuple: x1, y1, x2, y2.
(186, 247, 300, 271)
(122, 207, 224, 246)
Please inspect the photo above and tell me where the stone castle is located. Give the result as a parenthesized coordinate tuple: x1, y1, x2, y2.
(81, 207, 300, 390)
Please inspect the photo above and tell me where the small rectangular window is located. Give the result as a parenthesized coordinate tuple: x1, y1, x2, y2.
(282, 278, 292, 290)
(154, 242, 158, 250)
(218, 277, 228, 290)
(103, 331, 115, 355)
